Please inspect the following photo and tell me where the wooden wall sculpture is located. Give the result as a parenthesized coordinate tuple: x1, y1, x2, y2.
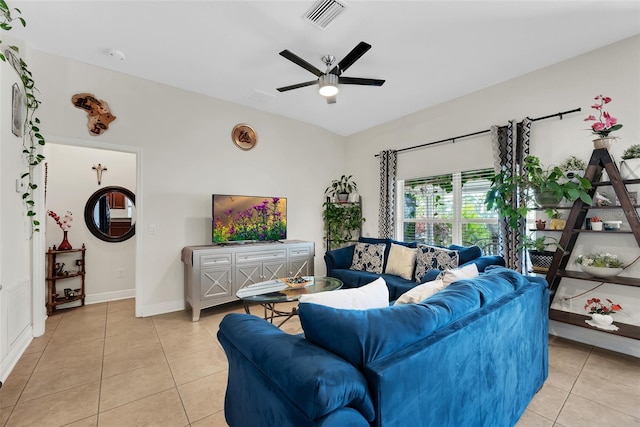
(71, 93, 116, 136)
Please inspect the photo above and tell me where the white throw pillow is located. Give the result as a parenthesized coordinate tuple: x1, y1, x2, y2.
(298, 277, 389, 309)
(393, 279, 445, 305)
(384, 243, 417, 280)
(437, 263, 480, 286)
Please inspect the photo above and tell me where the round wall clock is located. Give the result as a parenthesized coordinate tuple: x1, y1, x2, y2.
(231, 124, 258, 150)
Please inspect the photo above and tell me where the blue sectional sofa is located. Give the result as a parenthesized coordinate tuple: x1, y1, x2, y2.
(217, 267, 549, 427)
(325, 237, 505, 300)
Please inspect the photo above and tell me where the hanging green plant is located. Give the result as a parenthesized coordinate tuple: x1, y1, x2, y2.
(485, 155, 592, 230)
(322, 201, 364, 249)
(1, 0, 45, 233)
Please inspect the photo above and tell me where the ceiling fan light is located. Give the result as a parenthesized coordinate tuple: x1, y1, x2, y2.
(318, 74, 339, 97)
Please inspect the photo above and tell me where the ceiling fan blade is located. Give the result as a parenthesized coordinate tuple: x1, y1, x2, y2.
(279, 50, 323, 77)
(277, 80, 318, 92)
(331, 41, 371, 74)
(326, 95, 337, 104)
(338, 76, 385, 86)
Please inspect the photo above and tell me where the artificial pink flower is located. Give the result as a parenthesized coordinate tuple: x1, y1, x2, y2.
(603, 111, 617, 127)
(47, 210, 73, 231)
(584, 95, 622, 137)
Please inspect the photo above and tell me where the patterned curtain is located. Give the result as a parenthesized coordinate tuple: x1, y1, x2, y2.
(491, 119, 531, 272)
(379, 150, 397, 238)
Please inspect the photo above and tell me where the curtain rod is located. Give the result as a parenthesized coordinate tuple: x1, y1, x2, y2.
(373, 107, 581, 158)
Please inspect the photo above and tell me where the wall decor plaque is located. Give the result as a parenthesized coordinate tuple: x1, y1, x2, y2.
(232, 124, 257, 150)
(71, 93, 117, 136)
(11, 83, 23, 137)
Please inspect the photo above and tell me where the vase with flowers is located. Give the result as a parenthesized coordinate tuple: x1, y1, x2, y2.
(584, 297, 622, 327)
(589, 216, 603, 231)
(47, 210, 73, 250)
(575, 252, 624, 278)
(584, 95, 623, 149)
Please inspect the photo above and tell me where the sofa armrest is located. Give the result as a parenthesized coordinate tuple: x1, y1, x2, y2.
(217, 313, 374, 423)
(461, 255, 505, 272)
(324, 245, 356, 274)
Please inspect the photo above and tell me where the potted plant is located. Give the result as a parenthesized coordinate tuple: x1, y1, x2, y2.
(549, 210, 565, 230)
(558, 156, 587, 180)
(485, 155, 593, 230)
(589, 216, 603, 231)
(584, 94, 623, 149)
(325, 175, 358, 203)
(584, 297, 622, 327)
(520, 234, 564, 272)
(620, 144, 640, 180)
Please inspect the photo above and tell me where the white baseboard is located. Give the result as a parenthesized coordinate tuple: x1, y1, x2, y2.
(1, 326, 32, 384)
(137, 299, 186, 318)
(85, 289, 135, 305)
(549, 320, 640, 358)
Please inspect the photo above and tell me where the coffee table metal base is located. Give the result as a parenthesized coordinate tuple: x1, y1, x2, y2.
(243, 301, 298, 328)
(237, 277, 343, 328)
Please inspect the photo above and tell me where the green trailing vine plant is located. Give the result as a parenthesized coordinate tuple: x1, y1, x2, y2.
(485, 155, 592, 230)
(323, 201, 364, 249)
(1, 0, 45, 233)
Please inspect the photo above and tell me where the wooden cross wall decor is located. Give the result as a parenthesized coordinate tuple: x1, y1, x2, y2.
(92, 164, 107, 185)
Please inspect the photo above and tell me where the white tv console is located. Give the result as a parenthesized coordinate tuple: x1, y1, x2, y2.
(182, 240, 314, 321)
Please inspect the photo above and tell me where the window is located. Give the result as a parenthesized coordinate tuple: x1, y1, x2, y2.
(397, 168, 500, 254)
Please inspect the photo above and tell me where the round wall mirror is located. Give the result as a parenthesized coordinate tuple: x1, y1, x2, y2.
(84, 186, 136, 243)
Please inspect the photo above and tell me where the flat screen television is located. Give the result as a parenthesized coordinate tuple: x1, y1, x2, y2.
(212, 194, 287, 243)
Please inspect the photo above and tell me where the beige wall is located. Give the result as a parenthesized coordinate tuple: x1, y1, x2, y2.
(346, 35, 640, 228)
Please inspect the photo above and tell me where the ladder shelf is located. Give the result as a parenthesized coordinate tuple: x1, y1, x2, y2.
(545, 148, 640, 339)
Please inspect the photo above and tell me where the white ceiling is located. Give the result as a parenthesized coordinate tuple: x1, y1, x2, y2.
(7, 1, 640, 136)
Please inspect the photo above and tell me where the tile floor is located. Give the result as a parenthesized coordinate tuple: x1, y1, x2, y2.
(0, 298, 638, 427)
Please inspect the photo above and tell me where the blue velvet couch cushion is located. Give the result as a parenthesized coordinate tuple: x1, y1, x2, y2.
(299, 267, 524, 369)
(218, 313, 375, 423)
(449, 244, 482, 264)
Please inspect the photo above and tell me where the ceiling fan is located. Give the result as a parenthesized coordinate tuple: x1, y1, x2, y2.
(276, 41, 385, 104)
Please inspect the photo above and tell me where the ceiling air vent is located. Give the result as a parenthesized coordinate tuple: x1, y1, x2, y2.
(303, 0, 348, 30)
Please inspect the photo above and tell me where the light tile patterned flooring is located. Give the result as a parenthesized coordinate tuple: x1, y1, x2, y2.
(0, 298, 638, 426)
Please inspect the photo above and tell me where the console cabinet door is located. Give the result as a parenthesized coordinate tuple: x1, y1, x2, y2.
(235, 263, 263, 289)
(288, 244, 314, 277)
(263, 261, 286, 281)
(288, 258, 312, 277)
(200, 267, 233, 301)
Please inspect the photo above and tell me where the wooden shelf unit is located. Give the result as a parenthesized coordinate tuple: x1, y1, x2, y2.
(545, 148, 640, 339)
(324, 196, 363, 251)
(46, 245, 86, 315)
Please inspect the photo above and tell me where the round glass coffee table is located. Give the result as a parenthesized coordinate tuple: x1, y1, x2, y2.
(236, 276, 343, 327)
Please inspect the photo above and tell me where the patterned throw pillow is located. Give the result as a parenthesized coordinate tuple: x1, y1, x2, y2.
(414, 244, 459, 282)
(350, 243, 386, 273)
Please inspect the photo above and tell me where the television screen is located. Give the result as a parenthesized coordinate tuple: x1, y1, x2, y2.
(212, 194, 287, 243)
